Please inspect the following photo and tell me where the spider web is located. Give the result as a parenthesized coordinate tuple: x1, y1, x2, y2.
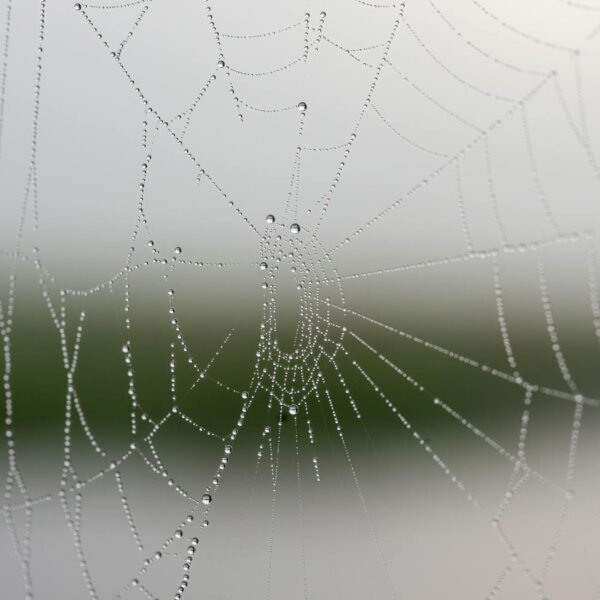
(2, 0, 600, 598)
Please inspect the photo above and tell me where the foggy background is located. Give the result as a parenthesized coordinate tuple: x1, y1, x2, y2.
(2, 0, 600, 598)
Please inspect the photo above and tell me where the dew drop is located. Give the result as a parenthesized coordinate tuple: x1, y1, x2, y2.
(290, 223, 300, 234)
(297, 101, 307, 112)
(174, 246, 182, 255)
(74, 2, 82, 10)
(289, 404, 298, 416)
(201, 493, 212, 505)
(259, 262, 268, 270)
(266, 214, 275, 224)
